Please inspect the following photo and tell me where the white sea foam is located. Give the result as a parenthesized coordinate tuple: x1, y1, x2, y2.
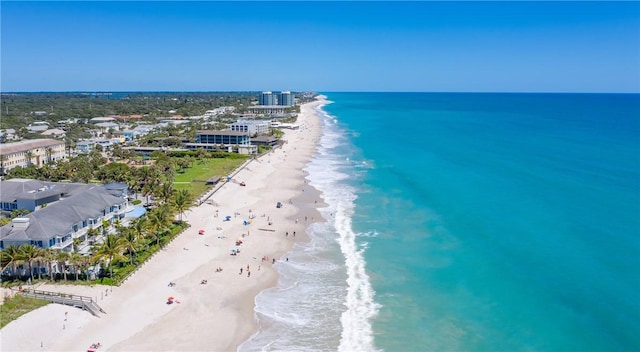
(239, 103, 379, 352)
(314, 108, 381, 352)
(334, 202, 380, 352)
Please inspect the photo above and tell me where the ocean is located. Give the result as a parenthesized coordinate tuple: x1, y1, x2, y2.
(239, 93, 640, 351)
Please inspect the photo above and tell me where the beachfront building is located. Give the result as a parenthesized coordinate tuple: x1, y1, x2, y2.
(279, 91, 294, 106)
(258, 91, 295, 106)
(185, 130, 257, 155)
(246, 106, 289, 116)
(229, 120, 271, 135)
(258, 91, 277, 106)
(0, 139, 66, 173)
(250, 135, 279, 147)
(251, 91, 296, 117)
(0, 181, 130, 253)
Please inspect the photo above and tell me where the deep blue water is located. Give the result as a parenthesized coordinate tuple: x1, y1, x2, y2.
(241, 93, 640, 352)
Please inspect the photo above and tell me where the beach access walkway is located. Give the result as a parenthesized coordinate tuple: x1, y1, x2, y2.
(16, 288, 106, 317)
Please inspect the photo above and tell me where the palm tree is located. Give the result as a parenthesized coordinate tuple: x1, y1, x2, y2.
(87, 226, 99, 243)
(33, 247, 47, 280)
(45, 147, 54, 164)
(1, 245, 22, 278)
(24, 150, 34, 167)
(101, 220, 111, 236)
(76, 255, 92, 281)
(0, 154, 6, 176)
(138, 166, 162, 206)
(92, 234, 125, 281)
(126, 176, 139, 200)
(131, 217, 149, 246)
(64, 138, 76, 157)
(42, 248, 57, 281)
(18, 245, 40, 282)
(119, 229, 141, 265)
(69, 252, 84, 281)
(147, 205, 172, 246)
(155, 182, 175, 206)
(172, 189, 193, 223)
(56, 252, 70, 281)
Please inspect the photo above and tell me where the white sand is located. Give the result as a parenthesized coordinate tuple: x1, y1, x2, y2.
(0, 97, 328, 352)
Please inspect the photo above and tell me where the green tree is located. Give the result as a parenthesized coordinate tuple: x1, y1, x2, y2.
(64, 138, 76, 157)
(86, 226, 99, 242)
(33, 247, 46, 280)
(18, 245, 40, 282)
(0, 154, 6, 175)
(56, 251, 70, 281)
(171, 189, 193, 223)
(24, 150, 34, 167)
(131, 217, 150, 248)
(41, 248, 57, 281)
(119, 229, 141, 265)
(0, 245, 22, 277)
(101, 220, 111, 236)
(155, 182, 175, 206)
(10, 209, 30, 219)
(45, 147, 53, 164)
(92, 234, 125, 280)
(96, 162, 132, 183)
(147, 205, 173, 246)
(69, 252, 85, 280)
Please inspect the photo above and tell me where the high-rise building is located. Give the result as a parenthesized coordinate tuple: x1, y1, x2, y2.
(279, 91, 294, 106)
(259, 91, 276, 106)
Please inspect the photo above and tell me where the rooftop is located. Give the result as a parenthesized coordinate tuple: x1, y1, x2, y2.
(0, 139, 65, 156)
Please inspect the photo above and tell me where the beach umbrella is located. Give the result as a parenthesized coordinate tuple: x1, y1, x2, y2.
(168, 296, 174, 301)
(198, 229, 205, 235)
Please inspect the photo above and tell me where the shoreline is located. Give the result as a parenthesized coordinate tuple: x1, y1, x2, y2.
(0, 96, 329, 351)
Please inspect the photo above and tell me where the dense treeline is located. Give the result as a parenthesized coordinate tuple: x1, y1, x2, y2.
(0, 92, 260, 129)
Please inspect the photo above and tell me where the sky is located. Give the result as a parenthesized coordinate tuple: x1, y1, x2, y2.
(1, 1, 639, 93)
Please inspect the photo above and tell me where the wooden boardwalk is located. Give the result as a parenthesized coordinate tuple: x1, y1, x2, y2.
(17, 288, 106, 317)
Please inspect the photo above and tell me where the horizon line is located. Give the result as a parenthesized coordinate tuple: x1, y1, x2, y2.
(1, 90, 638, 95)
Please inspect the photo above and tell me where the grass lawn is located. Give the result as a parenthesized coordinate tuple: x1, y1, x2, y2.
(0, 294, 50, 328)
(173, 157, 246, 197)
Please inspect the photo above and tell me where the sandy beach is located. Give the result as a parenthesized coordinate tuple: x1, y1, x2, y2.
(0, 96, 328, 352)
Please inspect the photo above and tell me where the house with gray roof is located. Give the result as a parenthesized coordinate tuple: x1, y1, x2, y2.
(0, 179, 92, 213)
(0, 183, 128, 252)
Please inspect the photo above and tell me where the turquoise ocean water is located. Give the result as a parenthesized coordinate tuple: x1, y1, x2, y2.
(240, 93, 640, 351)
